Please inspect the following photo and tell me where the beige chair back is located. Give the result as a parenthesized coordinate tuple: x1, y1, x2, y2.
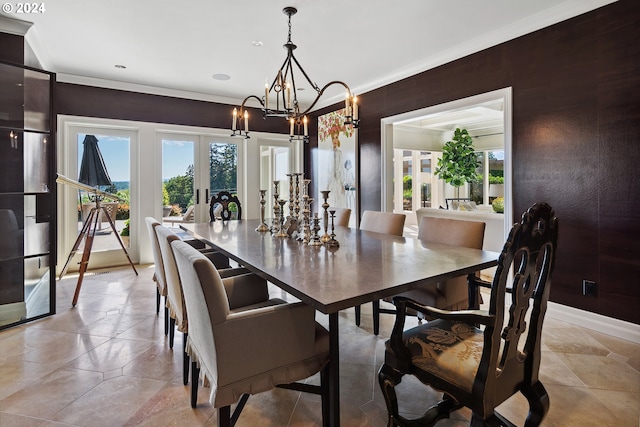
(417, 216, 485, 249)
(145, 217, 167, 296)
(360, 210, 406, 236)
(156, 225, 190, 332)
(418, 216, 486, 308)
(331, 207, 351, 227)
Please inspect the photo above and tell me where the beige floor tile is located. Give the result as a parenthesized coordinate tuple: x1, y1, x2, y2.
(66, 337, 154, 373)
(557, 353, 640, 393)
(51, 375, 167, 427)
(0, 367, 103, 419)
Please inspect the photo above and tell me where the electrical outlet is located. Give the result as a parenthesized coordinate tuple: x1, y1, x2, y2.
(582, 280, 597, 297)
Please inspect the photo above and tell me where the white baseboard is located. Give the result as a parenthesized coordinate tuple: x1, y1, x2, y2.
(547, 301, 640, 344)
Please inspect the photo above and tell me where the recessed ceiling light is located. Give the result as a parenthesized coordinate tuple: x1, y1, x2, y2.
(115, 64, 126, 69)
(252, 40, 264, 47)
(212, 74, 231, 81)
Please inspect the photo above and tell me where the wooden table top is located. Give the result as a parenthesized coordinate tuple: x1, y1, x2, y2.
(182, 219, 499, 314)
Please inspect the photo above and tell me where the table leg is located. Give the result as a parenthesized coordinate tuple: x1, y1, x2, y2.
(328, 312, 340, 427)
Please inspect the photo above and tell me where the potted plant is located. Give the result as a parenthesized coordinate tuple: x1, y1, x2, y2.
(120, 219, 130, 246)
(434, 128, 480, 199)
(162, 185, 172, 217)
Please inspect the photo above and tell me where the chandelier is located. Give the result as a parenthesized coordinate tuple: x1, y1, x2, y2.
(230, 6, 359, 143)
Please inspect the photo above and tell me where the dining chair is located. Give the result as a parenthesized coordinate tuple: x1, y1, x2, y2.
(146, 216, 228, 336)
(370, 216, 486, 335)
(379, 202, 558, 427)
(354, 210, 406, 330)
(209, 191, 242, 221)
(331, 207, 351, 227)
(171, 240, 331, 426)
(145, 217, 170, 335)
(155, 225, 254, 385)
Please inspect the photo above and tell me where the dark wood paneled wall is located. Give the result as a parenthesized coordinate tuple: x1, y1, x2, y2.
(25, 0, 639, 324)
(56, 83, 287, 134)
(310, 0, 640, 324)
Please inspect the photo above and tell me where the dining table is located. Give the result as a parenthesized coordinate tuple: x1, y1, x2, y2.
(181, 219, 499, 426)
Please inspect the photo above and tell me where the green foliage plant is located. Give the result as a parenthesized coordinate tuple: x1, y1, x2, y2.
(434, 128, 480, 196)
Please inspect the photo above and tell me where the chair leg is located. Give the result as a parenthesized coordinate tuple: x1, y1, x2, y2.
(190, 361, 199, 408)
(218, 405, 231, 427)
(183, 332, 189, 385)
(378, 363, 404, 426)
(169, 317, 176, 349)
(320, 363, 330, 427)
(355, 305, 361, 326)
(156, 288, 160, 314)
(373, 300, 380, 335)
(523, 381, 549, 427)
(164, 298, 169, 336)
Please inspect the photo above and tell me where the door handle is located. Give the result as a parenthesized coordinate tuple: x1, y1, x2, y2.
(206, 189, 209, 203)
(196, 189, 200, 204)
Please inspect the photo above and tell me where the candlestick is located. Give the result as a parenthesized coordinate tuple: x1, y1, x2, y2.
(272, 180, 280, 234)
(325, 209, 340, 248)
(275, 199, 289, 237)
(256, 189, 269, 232)
(320, 190, 331, 243)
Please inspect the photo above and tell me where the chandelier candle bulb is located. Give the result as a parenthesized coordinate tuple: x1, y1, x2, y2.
(244, 110, 249, 131)
(232, 108, 237, 131)
(265, 80, 269, 110)
(353, 96, 358, 120)
(290, 118, 295, 136)
(303, 116, 308, 136)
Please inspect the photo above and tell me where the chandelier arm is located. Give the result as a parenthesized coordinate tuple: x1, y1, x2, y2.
(240, 95, 265, 110)
(298, 80, 352, 116)
(290, 53, 321, 93)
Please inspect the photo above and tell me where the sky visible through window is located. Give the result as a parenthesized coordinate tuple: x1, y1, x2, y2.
(77, 135, 192, 182)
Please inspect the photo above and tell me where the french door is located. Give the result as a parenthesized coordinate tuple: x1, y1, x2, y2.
(160, 133, 239, 224)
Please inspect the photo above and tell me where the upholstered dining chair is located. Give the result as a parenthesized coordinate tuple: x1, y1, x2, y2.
(354, 210, 406, 330)
(145, 217, 170, 334)
(370, 216, 486, 335)
(331, 207, 351, 227)
(155, 225, 254, 384)
(379, 202, 558, 427)
(171, 240, 331, 427)
(146, 216, 228, 336)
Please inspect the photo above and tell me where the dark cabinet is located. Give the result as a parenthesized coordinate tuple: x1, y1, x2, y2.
(0, 60, 56, 329)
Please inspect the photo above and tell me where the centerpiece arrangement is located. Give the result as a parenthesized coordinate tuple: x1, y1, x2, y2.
(256, 173, 339, 247)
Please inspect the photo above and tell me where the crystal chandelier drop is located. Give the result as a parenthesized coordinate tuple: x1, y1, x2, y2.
(230, 6, 359, 142)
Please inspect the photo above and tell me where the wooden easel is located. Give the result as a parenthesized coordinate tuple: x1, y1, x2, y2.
(58, 193, 138, 306)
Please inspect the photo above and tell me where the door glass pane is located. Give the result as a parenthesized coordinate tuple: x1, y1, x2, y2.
(470, 152, 484, 205)
(209, 142, 238, 194)
(162, 139, 194, 219)
(402, 157, 412, 211)
(77, 134, 130, 250)
(488, 150, 505, 202)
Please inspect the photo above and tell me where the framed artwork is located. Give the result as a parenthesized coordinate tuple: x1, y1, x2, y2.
(317, 108, 357, 227)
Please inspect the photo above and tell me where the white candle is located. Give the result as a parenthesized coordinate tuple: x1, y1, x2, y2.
(232, 108, 237, 131)
(244, 110, 249, 132)
(353, 96, 358, 120)
(303, 116, 308, 136)
(287, 81, 291, 109)
(345, 91, 349, 115)
(265, 79, 269, 111)
(290, 118, 295, 136)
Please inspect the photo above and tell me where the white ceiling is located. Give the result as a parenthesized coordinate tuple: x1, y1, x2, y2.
(1, 0, 616, 110)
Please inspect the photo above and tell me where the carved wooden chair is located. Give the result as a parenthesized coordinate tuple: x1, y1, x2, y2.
(209, 191, 242, 222)
(171, 240, 330, 426)
(378, 202, 558, 427)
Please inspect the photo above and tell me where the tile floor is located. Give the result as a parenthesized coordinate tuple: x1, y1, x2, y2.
(1, 264, 639, 426)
